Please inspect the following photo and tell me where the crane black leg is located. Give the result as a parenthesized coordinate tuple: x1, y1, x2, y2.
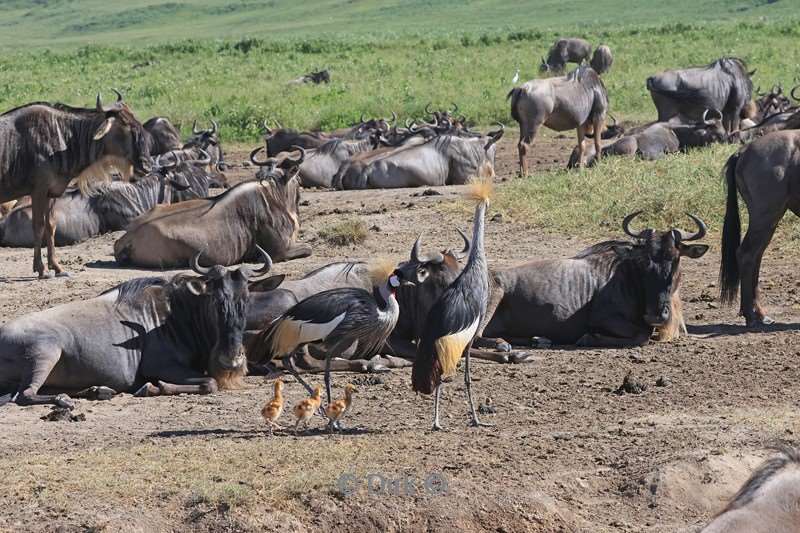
(282, 354, 314, 395)
(324, 354, 333, 407)
(464, 341, 493, 428)
(432, 383, 443, 431)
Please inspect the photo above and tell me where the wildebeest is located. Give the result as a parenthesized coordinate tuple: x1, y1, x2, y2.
(262, 113, 395, 157)
(143, 116, 182, 156)
(333, 125, 504, 189)
(590, 45, 613, 75)
(114, 149, 311, 268)
(395, 213, 708, 348)
(0, 249, 275, 408)
(288, 69, 331, 85)
(646, 57, 754, 133)
(719, 130, 800, 326)
(700, 446, 800, 533)
(184, 120, 226, 171)
(0, 155, 214, 247)
(509, 65, 608, 174)
(540, 38, 592, 73)
(0, 91, 151, 278)
(567, 122, 680, 168)
(263, 138, 376, 189)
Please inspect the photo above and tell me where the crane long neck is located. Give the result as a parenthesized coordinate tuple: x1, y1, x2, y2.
(466, 200, 488, 269)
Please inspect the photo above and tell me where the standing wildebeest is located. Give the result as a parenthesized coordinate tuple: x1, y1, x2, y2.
(0, 155, 213, 246)
(0, 91, 151, 278)
(719, 130, 800, 326)
(700, 446, 800, 533)
(509, 65, 608, 174)
(395, 213, 709, 348)
(143, 116, 182, 156)
(333, 126, 504, 189)
(590, 45, 613, 75)
(0, 249, 275, 408)
(540, 38, 592, 73)
(646, 57, 754, 133)
(114, 149, 311, 268)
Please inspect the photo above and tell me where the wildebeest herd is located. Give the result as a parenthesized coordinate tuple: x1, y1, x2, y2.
(1, 37, 799, 530)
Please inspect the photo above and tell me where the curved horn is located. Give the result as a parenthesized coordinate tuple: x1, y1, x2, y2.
(388, 110, 397, 127)
(112, 88, 123, 103)
(609, 113, 618, 126)
(702, 108, 722, 125)
(191, 249, 212, 275)
(209, 120, 218, 134)
(453, 228, 471, 260)
(791, 84, 800, 102)
(360, 112, 366, 124)
(484, 122, 505, 149)
(425, 103, 434, 116)
(410, 234, 444, 264)
(262, 119, 272, 134)
(622, 210, 647, 239)
(450, 102, 459, 114)
(187, 148, 211, 166)
(755, 85, 765, 97)
(239, 245, 273, 279)
(157, 152, 178, 170)
(286, 145, 306, 166)
(676, 213, 707, 242)
(249, 146, 273, 166)
(192, 120, 201, 135)
(95, 93, 103, 112)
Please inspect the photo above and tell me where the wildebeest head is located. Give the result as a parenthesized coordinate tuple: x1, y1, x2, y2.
(671, 109, 728, 148)
(250, 145, 305, 226)
(618, 211, 709, 334)
(184, 246, 276, 386)
(185, 120, 225, 170)
(391, 232, 469, 339)
(92, 90, 151, 177)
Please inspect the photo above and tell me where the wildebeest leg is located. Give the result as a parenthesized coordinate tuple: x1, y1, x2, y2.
(738, 212, 782, 326)
(30, 190, 51, 279)
(463, 341, 492, 428)
(282, 245, 313, 260)
(518, 123, 540, 177)
(575, 127, 586, 168)
(593, 117, 604, 164)
(475, 283, 510, 352)
(15, 347, 74, 408)
(44, 199, 66, 277)
(151, 378, 219, 396)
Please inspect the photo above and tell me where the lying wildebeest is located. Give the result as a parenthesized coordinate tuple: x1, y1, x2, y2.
(646, 57, 754, 133)
(262, 113, 395, 157)
(0, 154, 213, 246)
(143, 116, 182, 156)
(509, 65, 608, 174)
(720, 130, 800, 326)
(0, 249, 274, 408)
(333, 125, 504, 189)
(0, 90, 151, 278)
(700, 446, 800, 533)
(288, 69, 331, 85)
(590, 45, 613, 75)
(396, 213, 709, 348)
(540, 38, 592, 73)
(114, 148, 311, 268)
(185, 120, 226, 171)
(567, 110, 728, 168)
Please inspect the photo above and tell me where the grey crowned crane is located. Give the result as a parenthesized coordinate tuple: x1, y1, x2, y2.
(249, 260, 401, 417)
(412, 178, 493, 430)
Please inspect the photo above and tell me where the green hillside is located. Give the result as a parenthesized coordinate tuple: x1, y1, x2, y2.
(0, 0, 795, 48)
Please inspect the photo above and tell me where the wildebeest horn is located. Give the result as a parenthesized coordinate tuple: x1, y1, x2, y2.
(167, 178, 192, 192)
(772, 84, 782, 95)
(262, 119, 272, 134)
(622, 211, 647, 239)
(425, 103, 434, 116)
(158, 151, 179, 170)
(410, 234, 444, 264)
(112, 88, 123, 103)
(209, 120, 218, 134)
(702, 108, 723, 125)
(192, 120, 202, 135)
(755, 86, 764, 97)
(191, 249, 212, 275)
(360, 113, 366, 124)
(609, 113, 618, 126)
(239, 245, 273, 279)
(791, 85, 800, 102)
(451, 103, 459, 114)
(286, 145, 306, 166)
(249, 145, 274, 166)
(384, 111, 397, 126)
(675, 213, 707, 242)
(484, 122, 505, 149)
(452, 228, 471, 260)
(96, 93, 103, 112)
(187, 148, 211, 166)
(748, 69, 757, 77)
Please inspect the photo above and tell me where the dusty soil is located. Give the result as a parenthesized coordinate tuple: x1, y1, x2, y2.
(1, 134, 799, 533)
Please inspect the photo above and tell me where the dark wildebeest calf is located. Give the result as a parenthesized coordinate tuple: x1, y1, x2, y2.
(720, 130, 800, 326)
(509, 65, 608, 174)
(0, 249, 275, 408)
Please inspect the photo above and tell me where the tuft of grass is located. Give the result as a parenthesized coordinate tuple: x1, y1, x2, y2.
(319, 219, 368, 246)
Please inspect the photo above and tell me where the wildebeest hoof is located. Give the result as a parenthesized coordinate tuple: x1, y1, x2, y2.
(366, 361, 390, 374)
(747, 315, 775, 328)
(133, 383, 159, 397)
(55, 271, 71, 278)
(508, 351, 536, 364)
(54, 394, 75, 410)
(495, 340, 512, 352)
(86, 386, 116, 400)
(38, 271, 55, 280)
(530, 336, 553, 348)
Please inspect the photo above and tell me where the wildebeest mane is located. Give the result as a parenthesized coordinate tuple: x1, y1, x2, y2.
(101, 276, 169, 307)
(716, 445, 800, 516)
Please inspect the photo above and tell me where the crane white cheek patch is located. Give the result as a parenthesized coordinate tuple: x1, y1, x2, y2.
(389, 274, 400, 288)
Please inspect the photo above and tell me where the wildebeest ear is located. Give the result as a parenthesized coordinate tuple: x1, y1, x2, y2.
(186, 279, 207, 296)
(249, 274, 285, 292)
(93, 117, 116, 140)
(679, 244, 709, 258)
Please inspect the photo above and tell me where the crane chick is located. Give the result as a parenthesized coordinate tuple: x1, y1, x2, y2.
(412, 177, 494, 430)
(293, 384, 322, 434)
(260, 378, 284, 435)
(325, 383, 357, 431)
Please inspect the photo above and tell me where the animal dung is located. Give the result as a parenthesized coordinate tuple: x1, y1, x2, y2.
(615, 371, 648, 395)
(40, 406, 85, 422)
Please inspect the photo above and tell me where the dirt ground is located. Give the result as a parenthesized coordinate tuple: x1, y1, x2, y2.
(1, 133, 799, 533)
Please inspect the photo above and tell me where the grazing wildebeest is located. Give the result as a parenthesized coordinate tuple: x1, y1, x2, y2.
(509, 65, 608, 174)
(333, 126, 504, 189)
(114, 149, 311, 268)
(143, 116, 182, 156)
(0, 155, 213, 246)
(590, 45, 613, 75)
(646, 57, 754, 133)
(720, 130, 800, 326)
(0, 91, 151, 278)
(0, 249, 275, 408)
(700, 446, 800, 533)
(395, 213, 709, 348)
(540, 38, 592, 73)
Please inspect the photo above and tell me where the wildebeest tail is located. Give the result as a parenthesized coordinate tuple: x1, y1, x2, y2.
(507, 87, 523, 123)
(411, 336, 440, 395)
(720, 152, 741, 305)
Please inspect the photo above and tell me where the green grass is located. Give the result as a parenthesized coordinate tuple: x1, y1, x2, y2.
(318, 219, 369, 246)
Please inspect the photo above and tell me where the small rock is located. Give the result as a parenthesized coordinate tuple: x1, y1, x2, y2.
(490, 213, 503, 222)
(615, 371, 647, 395)
(478, 397, 497, 415)
(411, 188, 442, 197)
(369, 225, 381, 232)
(299, 200, 310, 206)
(655, 376, 671, 387)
